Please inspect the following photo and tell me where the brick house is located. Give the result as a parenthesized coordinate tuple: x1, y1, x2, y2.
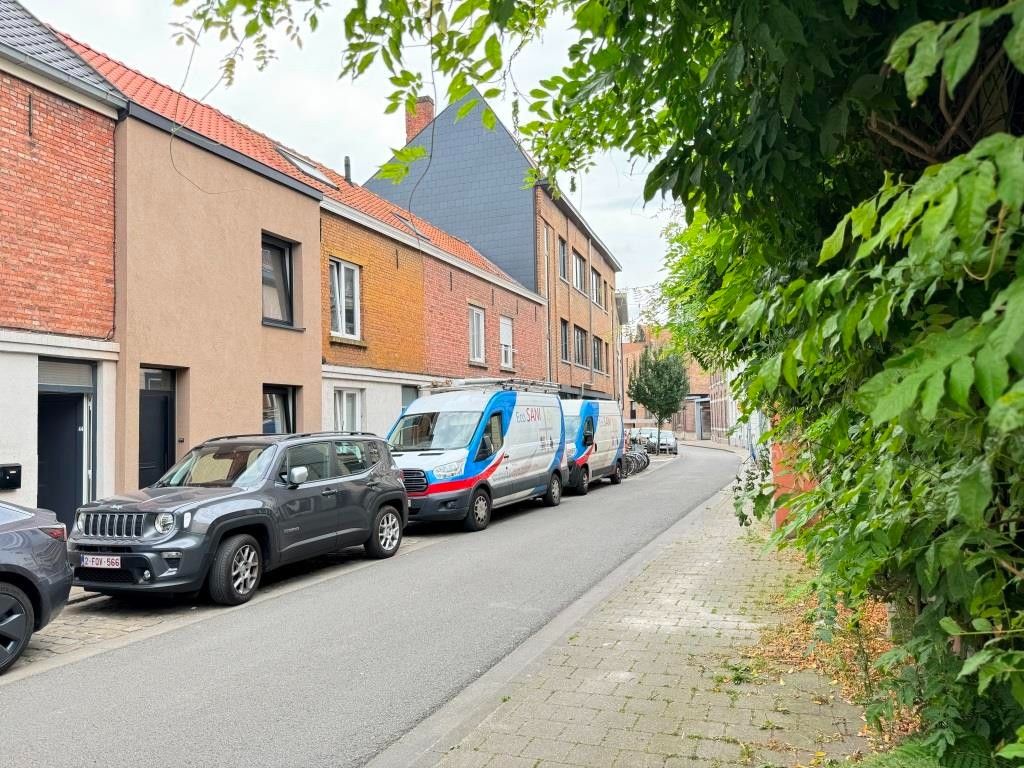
(365, 90, 622, 400)
(66, 26, 545, 442)
(0, 0, 125, 529)
(620, 325, 712, 438)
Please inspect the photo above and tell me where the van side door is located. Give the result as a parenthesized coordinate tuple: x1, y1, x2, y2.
(477, 410, 512, 502)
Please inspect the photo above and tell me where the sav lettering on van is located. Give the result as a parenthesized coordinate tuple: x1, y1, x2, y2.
(387, 388, 566, 531)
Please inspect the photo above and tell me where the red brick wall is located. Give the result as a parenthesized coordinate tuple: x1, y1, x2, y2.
(0, 74, 115, 338)
(422, 257, 545, 380)
(406, 96, 435, 143)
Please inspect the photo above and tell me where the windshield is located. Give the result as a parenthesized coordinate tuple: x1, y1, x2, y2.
(564, 415, 581, 436)
(156, 444, 275, 488)
(390, 411, 482, 451)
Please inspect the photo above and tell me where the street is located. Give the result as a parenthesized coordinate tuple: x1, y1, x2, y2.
(0, 447, 739, 768)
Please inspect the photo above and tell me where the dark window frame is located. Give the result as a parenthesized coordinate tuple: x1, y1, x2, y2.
(574, 325, 588, 366)
(558, 238, 568, 281)
(560, 319, 570, 362)
(263, 384, 296, 434)
(262, 234, 295, 328)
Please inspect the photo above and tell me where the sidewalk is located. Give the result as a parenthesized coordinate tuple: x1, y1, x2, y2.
(432, 492, 868, 768)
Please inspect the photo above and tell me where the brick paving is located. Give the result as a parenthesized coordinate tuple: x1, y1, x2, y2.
(433, 492, 869, 768)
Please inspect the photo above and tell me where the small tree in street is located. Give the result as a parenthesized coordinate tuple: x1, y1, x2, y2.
(627, 347, 688, 453)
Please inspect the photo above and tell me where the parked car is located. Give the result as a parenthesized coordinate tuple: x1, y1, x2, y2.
(563, 399, 625, 493)
(389, 386, 564, 531)
(657, 431, 679, 454)
(0, 501, 72, 674)
(68, 432, 407, 605)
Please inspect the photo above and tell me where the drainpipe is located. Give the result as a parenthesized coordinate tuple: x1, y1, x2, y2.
(587, 237, 594, 395)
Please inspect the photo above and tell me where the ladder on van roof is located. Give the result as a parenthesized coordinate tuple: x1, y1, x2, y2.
(423, 377, 563, 394)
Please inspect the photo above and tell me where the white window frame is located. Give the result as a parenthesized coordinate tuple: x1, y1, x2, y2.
(329, 259, 361, 339)
(591, 268, 603, 306)
(573, 252, 587, 293)
(469, 305, 486, 363)
(333, 388, 362, 432)
(499, 316, 514, 369)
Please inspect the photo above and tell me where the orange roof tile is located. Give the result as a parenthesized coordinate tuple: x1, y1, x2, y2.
(59, 32, 520, 286)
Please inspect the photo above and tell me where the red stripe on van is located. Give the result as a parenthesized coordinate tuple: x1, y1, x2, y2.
(407, 453, 505, 497)
(574, 446, 594, 466)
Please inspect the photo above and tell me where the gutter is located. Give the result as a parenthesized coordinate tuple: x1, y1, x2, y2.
(126, 103, 324, 201)
(320, 197, 546, 305)
(0, 44, 126, 112)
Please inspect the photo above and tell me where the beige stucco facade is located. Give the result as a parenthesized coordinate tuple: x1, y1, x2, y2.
(113, 118, 322, 491)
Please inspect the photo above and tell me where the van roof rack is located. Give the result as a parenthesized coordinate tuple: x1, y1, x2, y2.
(424, 377, 563, 394)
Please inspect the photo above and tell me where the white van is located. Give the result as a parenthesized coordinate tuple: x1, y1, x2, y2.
(387, 387, 565, 531)
(562, 399, 625, 493)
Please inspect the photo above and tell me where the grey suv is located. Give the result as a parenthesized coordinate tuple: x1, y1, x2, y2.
(68, 432, 407, 605)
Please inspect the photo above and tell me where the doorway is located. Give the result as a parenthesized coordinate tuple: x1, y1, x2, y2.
(139, 368, 176, 489)
(37, 393, 86, 530)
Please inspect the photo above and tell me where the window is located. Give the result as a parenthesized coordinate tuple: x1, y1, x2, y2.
(605, 341, 611, 373)
(500, 316, 514, 369)
(591, 268, 602, 305)
(334, 440, 370, 475)
(593, 335, 605, 372)
(469, 306, 485, 363)
(262, 237, 293, 326)
(390, 411, 482, 451)
(573, 252, 587, 293)
(281, 442, 333, 481)
(329, 259, 361, 338)
(263, 385, 295, 434)
(558, 238, 568, 280)
(276, 146, 338, 188)
(158, 444, 273, 488)
(574, 325, 588, 366)
(401, 385, 419, 409)
(560, 319, 570, 361)
(334, 389, 362, 432)
(479, 412, 504, 459)
(543, 225, 551, 260)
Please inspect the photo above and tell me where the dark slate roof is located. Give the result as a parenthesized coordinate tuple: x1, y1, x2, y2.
(0, 0, 124, 105)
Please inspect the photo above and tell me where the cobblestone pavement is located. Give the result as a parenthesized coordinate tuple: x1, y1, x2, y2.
(433, 492, 869, 768)
(18, 533, 436, 671)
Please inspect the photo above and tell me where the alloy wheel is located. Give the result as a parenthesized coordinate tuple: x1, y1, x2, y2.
(378, 511, 401, 551)
(473, 494, 489, 524)
(550, 476, 561, 503)
(231, 544, 260, 595)
(0, 593, 28, 664)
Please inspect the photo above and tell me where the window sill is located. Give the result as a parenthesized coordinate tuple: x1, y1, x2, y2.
(573, 362, 590, 371)
(468, 360, 488, 369)
(500, 366, 516, 373)
(559, 276, 570, 286)
(330, 334, 367, 348)
(262, 320, 305, 332)
(574, 287, 588, 297)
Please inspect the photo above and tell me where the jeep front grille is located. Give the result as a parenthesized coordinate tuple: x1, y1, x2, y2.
(79, 512, 145, 538)
(400, 469, 428, 493)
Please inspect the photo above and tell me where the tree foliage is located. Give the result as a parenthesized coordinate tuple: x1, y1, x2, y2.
(173, 0, 1024, 759)
(627, 347, 689, 444)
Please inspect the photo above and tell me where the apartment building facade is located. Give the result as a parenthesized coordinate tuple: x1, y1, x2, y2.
(0, 1, 125, 530)
(364, 90, 622, 400)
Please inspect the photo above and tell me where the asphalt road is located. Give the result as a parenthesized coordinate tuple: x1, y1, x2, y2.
(0, 447, 739, 768)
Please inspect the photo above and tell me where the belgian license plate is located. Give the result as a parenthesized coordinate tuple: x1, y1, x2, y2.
(81, 555, 121, 569)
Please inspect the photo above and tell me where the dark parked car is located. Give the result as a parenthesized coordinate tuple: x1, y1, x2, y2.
(0, 502, 72, 674)
(68, 432, 407, 605)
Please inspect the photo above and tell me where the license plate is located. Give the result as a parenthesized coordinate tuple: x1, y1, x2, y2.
(81, 555, 121, 569)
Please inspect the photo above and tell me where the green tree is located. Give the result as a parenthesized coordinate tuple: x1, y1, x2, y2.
(627, 346, 689, 451)
(173, 0, 1024, 759)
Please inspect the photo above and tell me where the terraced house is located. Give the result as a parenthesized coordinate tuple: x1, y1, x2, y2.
(0, 0, 124, 531)
(366, 89, 623, 400)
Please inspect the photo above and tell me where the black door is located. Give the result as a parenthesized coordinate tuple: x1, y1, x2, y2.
(37, 394, 84, 530)
(139, 389, 174, 489)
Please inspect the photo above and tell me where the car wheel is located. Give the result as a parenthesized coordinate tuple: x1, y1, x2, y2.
(365, 505, 403, 558)
(542, 472, 562, 507)
(0, 583, 34, 675)
(578, 466, 590, 495)
(463, 488, 492, 532)
(609, 460, 623, 485)
(208, 534, 262, 606)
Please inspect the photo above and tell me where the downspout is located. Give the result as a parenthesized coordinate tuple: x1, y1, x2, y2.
(587, 237, 594, 395)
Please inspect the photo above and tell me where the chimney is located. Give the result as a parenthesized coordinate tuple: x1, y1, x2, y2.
(344, 155, 352, 183)
(406, 95, 435, 143)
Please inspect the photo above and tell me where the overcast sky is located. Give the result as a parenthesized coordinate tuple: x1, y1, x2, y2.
(24, 0, 673, 302)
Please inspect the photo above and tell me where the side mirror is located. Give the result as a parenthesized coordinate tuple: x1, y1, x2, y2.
(287, 466, 309, 486)
(583, 432, 594, 447)
(476, 435, 494, 462)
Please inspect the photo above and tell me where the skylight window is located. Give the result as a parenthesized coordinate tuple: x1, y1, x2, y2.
(276, 146, 338, 189)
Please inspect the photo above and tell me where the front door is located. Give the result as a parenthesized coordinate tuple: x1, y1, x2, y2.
(275, 442, 342, 561)
(332, 439, 374, 546)
(37, 393, 85, 531)
(139, 369, 175, 488)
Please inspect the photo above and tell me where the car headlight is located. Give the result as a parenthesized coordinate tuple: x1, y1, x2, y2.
(76, 512, 86, 532)
(432, 461, 464, 480)
(154, 512, 175, 534)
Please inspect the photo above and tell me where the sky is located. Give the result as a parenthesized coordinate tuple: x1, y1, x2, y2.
(22, 0, 674, 307)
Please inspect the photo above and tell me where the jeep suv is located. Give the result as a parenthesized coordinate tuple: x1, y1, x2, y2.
(68, 432, 407, 605)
